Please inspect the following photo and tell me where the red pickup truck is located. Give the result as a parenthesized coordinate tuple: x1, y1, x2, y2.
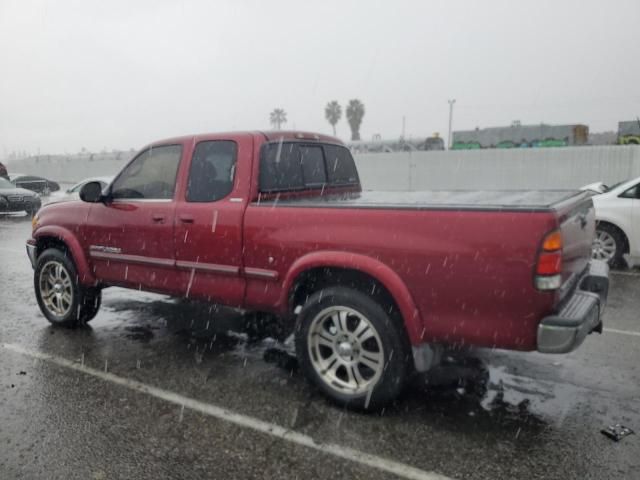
(26, 131, 609, 409)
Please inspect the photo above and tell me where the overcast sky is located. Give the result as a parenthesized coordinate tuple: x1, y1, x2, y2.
(1, 0, 639, 154)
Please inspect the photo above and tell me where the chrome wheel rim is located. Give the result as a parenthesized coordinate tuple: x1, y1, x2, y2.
(592, 230, 616, 261)
(307, 306, 384, 395)
(39, 261, 73, 318)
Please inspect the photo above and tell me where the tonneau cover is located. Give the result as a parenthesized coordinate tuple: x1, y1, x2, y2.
(259, 190, 587, 211)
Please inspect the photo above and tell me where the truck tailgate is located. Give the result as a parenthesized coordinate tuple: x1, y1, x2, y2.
(553, 191, 596, 298)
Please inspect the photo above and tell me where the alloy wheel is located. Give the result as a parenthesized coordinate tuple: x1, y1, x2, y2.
(592, 229, 616, 261)
(39, 261, 74, 317)
(307, 306, 384, 394)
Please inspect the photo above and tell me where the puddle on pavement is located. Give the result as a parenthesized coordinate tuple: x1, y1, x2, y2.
(79, 291, 587, 433)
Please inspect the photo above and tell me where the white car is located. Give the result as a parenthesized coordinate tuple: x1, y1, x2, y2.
(47, 176, 113, 204)
(587, 176, 640, 267)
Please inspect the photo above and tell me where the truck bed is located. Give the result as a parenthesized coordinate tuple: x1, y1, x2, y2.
(259, 190, 587, 212)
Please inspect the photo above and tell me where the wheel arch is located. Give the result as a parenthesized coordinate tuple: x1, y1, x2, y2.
(34, 226, 97, 285)
(280, 251, 424, 345)
(596, 219, 630, 254)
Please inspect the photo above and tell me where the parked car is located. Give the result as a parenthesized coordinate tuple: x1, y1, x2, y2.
(0, 162, 8, 180)
(584, 176, 640, 267)
(10, 174, 60, 195)
(0, 177, 41, 215)
(26, 131, 608, 409)
(47, 176, 113, 204)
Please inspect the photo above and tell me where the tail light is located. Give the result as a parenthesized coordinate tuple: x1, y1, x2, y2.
(535, 230, 563, 290)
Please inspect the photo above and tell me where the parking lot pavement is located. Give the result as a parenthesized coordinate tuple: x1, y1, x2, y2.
(1, 215, 639, 480)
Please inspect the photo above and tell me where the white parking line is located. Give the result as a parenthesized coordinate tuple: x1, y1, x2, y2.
(1, 343, 453, 480)
(611, 270, 640, 277)
(604, 328, 640, 337)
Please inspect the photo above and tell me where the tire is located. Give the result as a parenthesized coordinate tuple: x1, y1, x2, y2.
(295, 286, 410, 410)
(80, 287, 102, 322)
(34, 248, 101, 327)
(593, 223, 626, 268)
(25, 205, 39, 217)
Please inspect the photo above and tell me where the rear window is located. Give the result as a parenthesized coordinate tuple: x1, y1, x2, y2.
(259, 142, 357, 192)
(300, 146, 326, 185)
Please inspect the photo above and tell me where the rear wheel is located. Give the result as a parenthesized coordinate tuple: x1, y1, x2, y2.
(34, 248, 101, 327)
(592, 223, 625, 267)
(295, 287, 410, 410)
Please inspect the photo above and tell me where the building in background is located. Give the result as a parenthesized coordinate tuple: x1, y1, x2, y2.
(588, 131, 617, 146)
(618, 121, 640, 145)
(452, 122, 589, 150)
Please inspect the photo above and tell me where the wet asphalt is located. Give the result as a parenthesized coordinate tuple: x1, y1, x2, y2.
(1, 213, 639, 480)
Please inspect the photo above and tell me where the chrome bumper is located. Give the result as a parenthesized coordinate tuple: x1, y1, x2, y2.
(26, 241, 37, 269)
(537, 260, 609, 354)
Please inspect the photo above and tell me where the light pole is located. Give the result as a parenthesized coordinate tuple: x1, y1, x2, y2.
(447, 99, 456, 150)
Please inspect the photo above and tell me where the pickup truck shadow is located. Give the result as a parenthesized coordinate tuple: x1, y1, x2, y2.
(96, 296, 552, 435)
(399, 354, 549, 437)
(105, 296, 284, 343)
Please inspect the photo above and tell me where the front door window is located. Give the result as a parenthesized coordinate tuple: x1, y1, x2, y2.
(111, 145, 182, 200)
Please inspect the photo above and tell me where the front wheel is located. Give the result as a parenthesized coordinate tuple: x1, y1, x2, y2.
(592, 223, 625, 267)
(295, 287, 410, 410)
(34, 248, 101, 327)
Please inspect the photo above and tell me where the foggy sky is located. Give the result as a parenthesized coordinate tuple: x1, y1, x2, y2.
(1, 0, 639, 155)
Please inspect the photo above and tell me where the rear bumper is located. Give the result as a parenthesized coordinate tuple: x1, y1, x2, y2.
(537, 260, 609, 354)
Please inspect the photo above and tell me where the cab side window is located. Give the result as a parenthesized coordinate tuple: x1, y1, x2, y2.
(111, 145, 182, 200)
(259, 142, 304, 192)
(186, 141, 237, 202)
(324, 145, 359, 185)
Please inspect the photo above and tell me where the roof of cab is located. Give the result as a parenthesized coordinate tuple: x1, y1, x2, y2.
(144, 131, 344, 148)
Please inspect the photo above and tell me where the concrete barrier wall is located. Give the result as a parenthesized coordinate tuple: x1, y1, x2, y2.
(354, 145, 640, 190)
(7, 145, 640, 190)
(6, 153, 133, 184)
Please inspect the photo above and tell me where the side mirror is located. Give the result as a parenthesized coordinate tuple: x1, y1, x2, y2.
(79, 181, 104, 203)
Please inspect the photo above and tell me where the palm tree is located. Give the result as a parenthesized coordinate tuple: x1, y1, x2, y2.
(324, 101, 342, 136)
(269, 108, 287, 130)
(345, 99, 365, 141)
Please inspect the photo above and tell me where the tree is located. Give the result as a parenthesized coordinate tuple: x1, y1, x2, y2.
(324, 100, 342, 136)
(346, 99, 365, 141)
(270, 108, 287, 130)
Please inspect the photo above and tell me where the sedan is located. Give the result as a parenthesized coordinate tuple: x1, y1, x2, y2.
(589, 176, 640, 267)
(10, 174, 60, 195)
(0, 177, 42, 216)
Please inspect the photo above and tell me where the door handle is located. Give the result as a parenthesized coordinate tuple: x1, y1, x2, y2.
(179, 214, 194, 224)
(151, 213, 165, 223)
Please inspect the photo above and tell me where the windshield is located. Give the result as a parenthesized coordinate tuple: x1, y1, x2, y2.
(606, 180, 634, 193)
